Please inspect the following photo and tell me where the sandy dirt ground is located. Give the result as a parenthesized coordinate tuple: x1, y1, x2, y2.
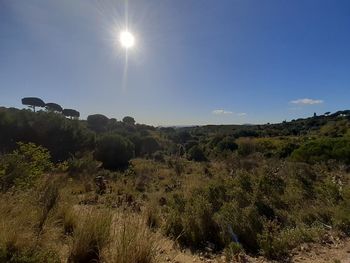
(158, 238, 350, 263)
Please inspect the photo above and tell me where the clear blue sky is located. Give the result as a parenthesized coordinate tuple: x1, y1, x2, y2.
(1, 0, 349, 126)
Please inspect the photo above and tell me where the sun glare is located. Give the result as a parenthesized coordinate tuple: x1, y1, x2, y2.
(119, 31, 135, 48)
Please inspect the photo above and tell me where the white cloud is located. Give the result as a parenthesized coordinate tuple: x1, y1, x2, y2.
(212, 109, 233, 115)
(212, 110, 247, 116)
(290, 98, 324, 105)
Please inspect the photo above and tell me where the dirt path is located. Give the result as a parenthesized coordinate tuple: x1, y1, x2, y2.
(290, 239, 350, 263)
(158, 239, 350, 263)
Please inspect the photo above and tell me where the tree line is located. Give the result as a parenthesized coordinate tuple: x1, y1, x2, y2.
(0, 105, 162, 168)
(22, 97, 80, 118)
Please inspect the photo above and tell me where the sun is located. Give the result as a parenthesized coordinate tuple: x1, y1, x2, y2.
(119, 31, 135, 49)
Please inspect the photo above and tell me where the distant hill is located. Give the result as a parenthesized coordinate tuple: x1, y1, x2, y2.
(180, 110, 350, 137)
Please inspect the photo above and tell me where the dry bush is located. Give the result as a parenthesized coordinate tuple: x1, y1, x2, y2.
(237, 138, 256, 157)
(35, 176, 62, 235)
(0, 214, 35, 260)
(144, 203, 161, 230)
(68, 209, 112, 263)
(132, 159, 158, 177)
(258, 220, 324, 259)
(57, 203, 77, 235)
(0, 192, 37, 244)
(0, 191, 60, 262)
(107, 214, 159, 263)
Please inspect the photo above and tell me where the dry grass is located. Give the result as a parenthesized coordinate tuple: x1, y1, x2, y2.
(0, 190, 61, 262)
(57, 203, 77, 235)
(106, 214, 160, 263)
(67, 207, 160, 263)
(0, 216, 35, 257)
(0, 192, 37, 246)
(68, 209, 112, 263)
(35, 176, 61, 235)
(1, 155, 347, 262)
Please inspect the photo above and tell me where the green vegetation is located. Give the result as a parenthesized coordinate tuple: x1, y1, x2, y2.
(0, 107, 94, 161)
(0, 142, 53, 190)
(87, 114, 109, 133)
(0, 106, 350, 262)
(187, 145, 207, 161)
(291, 137, 350, 164)
(94, 133, 135, 169)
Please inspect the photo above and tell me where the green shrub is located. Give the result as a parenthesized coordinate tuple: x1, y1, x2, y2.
(291, 137, 350, 164)
(0, 108, 94, 162)
(67, 153, 100, 175)
(333, 186, 350, 234)
(184, 140, 198, 151)
(224, 242, 243, 261)
(277, 142, 299, 158)
(217, 203, 262, 252)
(87, 114, 109, 133)
(152, 151, 165, 163)
(0, 142, 53, 191)
(94, 134, 135, 170)
(187, 145, 206, 162)
(122, 116, 136, 125)
(237, 139, 255, 157)
(164, 192, 223, 250)
(140, 136, 160, 156)
(216, 137, 238, 152)
(257, 221, 323, 259)
(257, 220, 288, 259)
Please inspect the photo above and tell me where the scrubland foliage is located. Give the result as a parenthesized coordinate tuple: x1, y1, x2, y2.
(94, 134, 135, 169)
(0, 107, 350, 261)
(291, 137, 350, 164)
(107, 215, 159, 263)
(0, 142, 53, 190)
(68, 210, 113, 262)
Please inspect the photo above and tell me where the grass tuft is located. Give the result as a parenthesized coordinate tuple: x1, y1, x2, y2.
(107, 214, 159, 263)
(68, 209, 112, 263)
